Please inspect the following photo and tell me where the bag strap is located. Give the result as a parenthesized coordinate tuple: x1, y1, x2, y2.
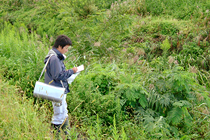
(38, 54, 54, 81)
(38, 54, 64, 88)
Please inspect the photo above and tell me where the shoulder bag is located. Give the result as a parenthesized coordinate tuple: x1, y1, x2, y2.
(33, 55, 65, 102)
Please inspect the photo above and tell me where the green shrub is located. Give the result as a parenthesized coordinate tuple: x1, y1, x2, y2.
(145, 0, 210, 19)
(0, 22, 48, 97)
(68, 64, 122, 125)
(110, 0, 146, 15)
(138, 19, 180, 36)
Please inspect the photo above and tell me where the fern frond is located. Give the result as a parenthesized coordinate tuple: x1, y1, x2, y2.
(173, 100, 192, 108)
(167, 106, 183, 125)
(138, 94, 148, 109)
(159, 93, 173, 108)
(148, 91, 158, 108)
(182, 107, 193, 127)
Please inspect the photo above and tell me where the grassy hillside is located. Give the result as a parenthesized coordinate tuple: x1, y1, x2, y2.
(0, 0, 210, 139)
(0, 79, 129, 139)
(0, 79, 51, 139)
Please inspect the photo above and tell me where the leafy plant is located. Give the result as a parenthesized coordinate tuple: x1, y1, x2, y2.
(0, 0, 210, 139)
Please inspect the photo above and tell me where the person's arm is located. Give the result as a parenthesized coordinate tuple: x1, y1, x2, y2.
(49, 56, 75, 81)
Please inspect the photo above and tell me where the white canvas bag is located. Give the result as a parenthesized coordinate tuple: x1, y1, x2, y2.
(33, 55, 65, 102)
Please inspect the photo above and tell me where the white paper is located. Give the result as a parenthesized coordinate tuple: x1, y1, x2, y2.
(67, 72, 80, 84)
(67, 65, 84, 84)
(77, 65, 84, 72)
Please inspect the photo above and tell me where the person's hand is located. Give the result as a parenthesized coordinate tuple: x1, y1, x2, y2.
(72, 67, 78, 73)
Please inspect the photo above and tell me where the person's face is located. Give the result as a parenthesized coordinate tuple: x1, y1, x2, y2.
(57, 45, 70, 54)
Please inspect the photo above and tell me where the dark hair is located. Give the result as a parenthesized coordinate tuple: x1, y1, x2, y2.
(53, 35, 72, 48)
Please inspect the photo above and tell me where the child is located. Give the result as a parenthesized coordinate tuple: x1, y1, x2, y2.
(44, 35, 77, 139)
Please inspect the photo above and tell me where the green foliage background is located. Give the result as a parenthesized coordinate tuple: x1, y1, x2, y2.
(0, 0, 210, 139)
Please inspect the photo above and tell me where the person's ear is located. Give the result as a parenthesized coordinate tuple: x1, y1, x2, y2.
(57, 45, 62, 51)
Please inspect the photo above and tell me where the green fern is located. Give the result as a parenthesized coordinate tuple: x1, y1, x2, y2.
(112, 115, 119, 140)
(167, 106, 183, 125)
(116, 83, 148, 109)
(182, 107, 193, 128)
(138, 93, 148, 109)
(121, 127, 127, 140)
(173, 100, 192, 108)
(167, 100, 193, 126)
(161, 38, 170, 55)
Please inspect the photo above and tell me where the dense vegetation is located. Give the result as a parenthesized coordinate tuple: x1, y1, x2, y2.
(0, 79, 50, 139)
(0, 0, 210, 139)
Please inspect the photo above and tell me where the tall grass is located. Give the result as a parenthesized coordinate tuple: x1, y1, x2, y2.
(0, 78, 144, 139)
(0, 22, 49, 97)
(0, 79, 51, 139)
